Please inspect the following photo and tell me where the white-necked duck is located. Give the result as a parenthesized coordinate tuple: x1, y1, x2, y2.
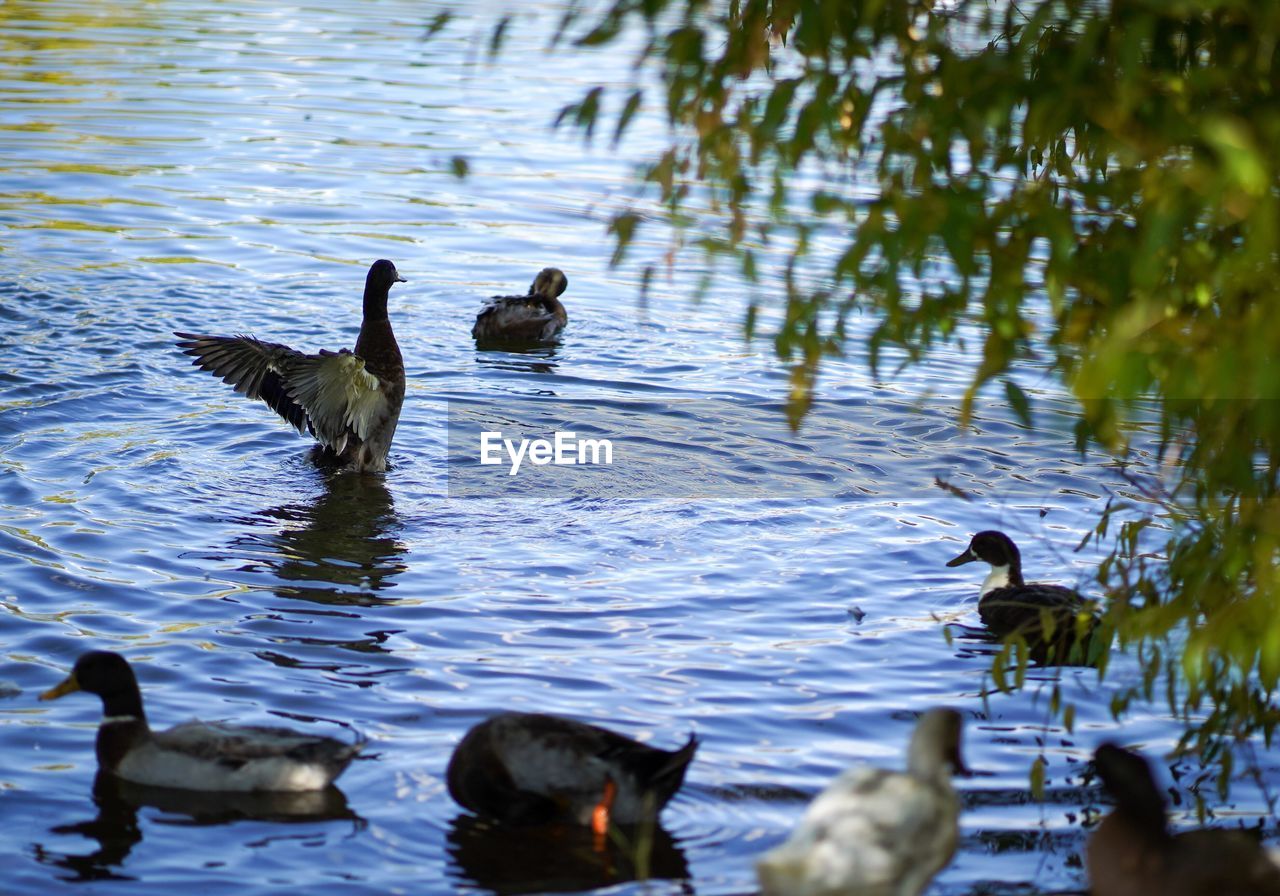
(40, 651, 362, 792)
(947, 530, 1102, 663)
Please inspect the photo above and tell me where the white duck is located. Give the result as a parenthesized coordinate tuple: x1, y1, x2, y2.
(756, 708, 965, 896)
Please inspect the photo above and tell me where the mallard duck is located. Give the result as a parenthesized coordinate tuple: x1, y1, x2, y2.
(756, 708, 965, 896)
(1088, 743, 1280, 896)
(445, 712, 696, 835)
(471, 268, 568, 344)
(946, 530, 1101, 663)
(39, 651, 363, 792)
(175, 259, 406, 473)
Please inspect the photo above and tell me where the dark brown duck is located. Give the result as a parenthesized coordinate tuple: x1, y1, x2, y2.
(446, 711, 696, 836)
(471, 268, 568, 344)
(1088, 743, 1280, 896)
(176, 259, 406, 473)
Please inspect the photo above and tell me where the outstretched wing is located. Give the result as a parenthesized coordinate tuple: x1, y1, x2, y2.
(175, 333, 310, 434)
(175, 332, 387, 455)
(281, 350, 384, 455)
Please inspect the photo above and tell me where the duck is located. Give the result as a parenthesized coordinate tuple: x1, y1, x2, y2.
(39, 651, 363, 792)
(471, 268, 568, 344)
(946, 530, 1102, 664)
(445, 711, 697, 836)
(756, 707, 966, 896)
(175, 258, 406, 473)
(1088, 743, 1280, 896)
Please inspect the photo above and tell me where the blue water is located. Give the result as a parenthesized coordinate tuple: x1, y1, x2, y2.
(0, 2, 1274, 894)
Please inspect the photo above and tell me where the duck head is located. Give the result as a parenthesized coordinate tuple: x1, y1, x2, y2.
(364, 259, 406, 318)
(367, 259, 407, 290)
(946, 530, 1024, 594)
(40, 650, 146, 720)
(908, 707, 967, 779)
(529, 267, 568, 299)
(1094, 743, 1169, 836)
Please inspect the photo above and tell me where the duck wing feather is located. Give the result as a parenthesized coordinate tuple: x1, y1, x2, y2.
(175, 333, 310, 434)
(108, 721, 363, 791)
(472, 297, 560, 342)
(154, 721, 361, 766)
(448, 712, 696, 825)
(280, 349, 386, 455)
(978, 584, 1090, 633)
(175, 333, 388, 456)
(980, 584, 1103, 665)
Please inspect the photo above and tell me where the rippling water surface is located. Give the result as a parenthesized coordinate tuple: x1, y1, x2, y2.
(1, 2, 1275, 894)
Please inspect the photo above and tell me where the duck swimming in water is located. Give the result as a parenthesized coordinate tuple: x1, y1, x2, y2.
(40, 651, 362, 792)
(176, 259, 406, 473)
(947, 530, 1102, 664)
(446, 711, 696, 838)
(471, 268, 568, 345)
(756, 707, 966, 896)
(1088, 743, 1280, 896)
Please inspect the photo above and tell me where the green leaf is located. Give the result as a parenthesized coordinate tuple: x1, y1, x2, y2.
(762, 79, 799, 133)
(613, 89, 644, 147)
(1030, 756, 1046, 801)
(1004, 379, 1032, 428)
(423, 12, 452, 40)
(577, 18, 623, 47)
(607, 211, 641, 266)
(488, 16, 510, 57)
(992, 645, 1010, 693)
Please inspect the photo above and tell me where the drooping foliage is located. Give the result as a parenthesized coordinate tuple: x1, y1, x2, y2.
(439, 1, 1280, 784)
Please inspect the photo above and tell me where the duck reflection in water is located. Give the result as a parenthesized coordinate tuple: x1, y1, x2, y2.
(35, 772, 359, 882)
(445, 813, 692, 896)
(948, 626, 1103, 673)
(473, 341, 560, 377)
(227, 469, 407, 606)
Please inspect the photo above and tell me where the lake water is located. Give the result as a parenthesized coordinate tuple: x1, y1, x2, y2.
(1, 2, 1275, 894)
